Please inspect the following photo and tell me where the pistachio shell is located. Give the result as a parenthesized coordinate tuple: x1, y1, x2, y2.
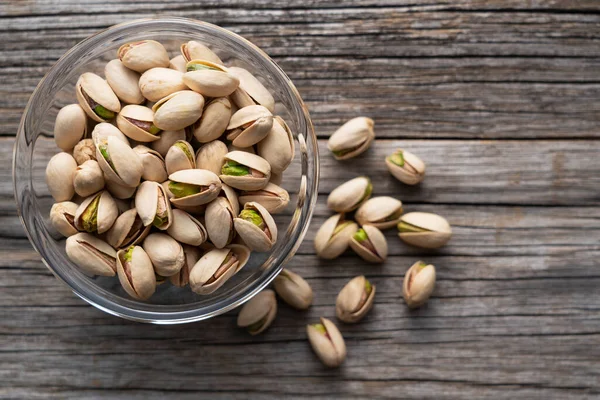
(133, 145, 168, 182)
(73, 139, 97, 165)
(189, 244, 250, 295)
(65, 233, 117, 276)
(219, 151, 271, 191)
(118, 40, 169, 73)
(49, 201, 79, 237)
(73, 160, 105, 197)
(237, 289, 277, 335)
(74, 190, 118, 234)
(238, 182, 290, 214)
(349, 225, 388, 263)
(105, 179, 137, 200)
(106, 208, 151, 249)
(327, 176, 372, 213)
(91, 122, 129, 145)
(234, 202, 277, 252)
(327, 117, 375, 160)
(116, 105, 160, 142)
(95, 135, 143, 188)
(169, 55, 187, 73)
(117, 246, 156, 300)
(139, 67, 187, 102)
(355, 196, 403, 230)
(226, 105, 273, 147)
(135, 180, 173, 230)
(150, 129, 185, 157)
(180, 41, 222, 64)
(306, 317, 346, 368)
(227, 144, 256, 154)
(46, 152, 77, 201)
(403, 261, 436, 308)
(76, 72, 121, 122)
(167, 209, 207, 246)
(152, 90, 204, 131)
(256, 116, 295, 174)
(105, 59, 145, 104)
(273, 269, 313, 310)
(228, 67, 275, 112)
(385, 149, 426, 185)
(183, 60, 240, 97)
(269, 172, 283, 186)
(229, 87, 256, 110)
(335, 276, 376, 323)
(142, 233, 185, 277)
(169, 245, 201, 287)
(168, 169, 222, 207)
(54, 104, 87, 151)
(398, 212, 452, 249)
(205, 197, 236, 249)
(165, 140, 196, 175)
(314, 214, 358, 259)
(193, 97, 232, 143)
(195, 140, 228, 176)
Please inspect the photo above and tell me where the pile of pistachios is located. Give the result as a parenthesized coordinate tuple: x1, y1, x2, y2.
(46, 39, 296, 300)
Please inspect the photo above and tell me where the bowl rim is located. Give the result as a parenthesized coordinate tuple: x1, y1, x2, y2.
(13, 17, 319, 324)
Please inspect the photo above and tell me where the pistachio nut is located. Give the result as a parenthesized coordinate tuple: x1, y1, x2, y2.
(142, 232, 185, 277)
(195, 140, 228, 176)
(189, 244, 250, 295)
(118, 40, 170, 73)
(91, 122, 129, 145)
(314, 214, 358, 259)
(256, 116, 294, 174)
(74, 190, 118, 234)
(397, 212, 452, 249)
(270, 172, 283, 186)
(73, 160, 105, 197)
(273, 269, 313, 310)
(226, 105, 273, 148)
(166, 209, 207, 246)
(133, 145, 168, 182)
(75, 72, 121, 122)
(237, 289, 277, 335)
(54, 104, 87, 151)
(327, 176, 372, 213)
(165, 140, 196, 175)
(49, 201, 79, 237)
(193, 97, 232, 143)
(228, 144, 256, 154)
(73, 139, 97, 165)
(95, 135, 143, 188)
(116, 105, 161, 142)
(150, 129, 185, 157)
(46, 152, 77, 202)
(139, 67, 187, 102)
(106, 208, 151, 249)
(328, 117, 375, 160)
(227, 67, 275, 112)
(349, 225, 388, 263)
(229, 87, 255, 110)
(183, 60, 239, 98)
(219, 151, 271, 191)
(238, 182, 290, 214)
(385, 149, 426, 185)
(65, 233, 117, 276)
(355, 196, 403, 230)
(169, 244, 201, 287)
(116, 246, 156, 301)
(204, 184, 239, 248)
(234, 202, 277, 252)
(135, 180, 173, 230)
(403, 261, 436, 308)
(105, 179, 137, 200)
(169, 55, 187, 73)
(180, 40, 222, 64)
(168, 169, 221, 207)
(335, 275, 376, 323)
(152, 90, 204, 131)
(104, 59, 145, 104)
(306, 317, 346, 368)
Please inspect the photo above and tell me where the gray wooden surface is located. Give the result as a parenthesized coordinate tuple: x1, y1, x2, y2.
(2, 1, 600, 399)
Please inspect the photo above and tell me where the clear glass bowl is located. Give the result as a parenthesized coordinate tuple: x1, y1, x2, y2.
(13, 18, 318, 324)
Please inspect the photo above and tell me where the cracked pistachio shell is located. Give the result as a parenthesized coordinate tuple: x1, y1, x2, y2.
(189, 244, 250, 295)
(46, 152, 77, 201)
(398, 212, 452, 249)
(133, 145, 168, 182)
(168, 169, 222, 207)
(167, 209, 207, 246)
(139, 67, 187, 102)
(306, 317, 346, 368)
(106, 208, 151, 249)
(150, 129, 185, 157)
(105, 179, 137, 200)
(74, 190, 118, 234)
(273, 269, 313, 310)
(117, 246, 156, 301)
(118, 40, 169, 73)
(73, 139, 96, 165)
(54, 104, 87, 151)
(142, 233, 185, 277)
(195, 140, 228, 176)
(238, 182, 290, 214)
(105, 59, 145, 105)
(403, 261, 436, 308)
(234, 202, 277, 252)
(165, 140, 196, 175)
(135, 180, 173, 230)
(336, 276, 376, 323)
(314, 214, 358, 259)
(161, 180, 207, 215)
(349, 225, 388, 263)
(95, 135, 143, 188)
(257, 116, 295, 174)
(91, 122, 129, 145)
(169, 244, 201, 287)
(66, 233, 117, 276)
(76, 72, 121, 122)
(183, 60, 240, 97)
(49, 201, 79, 237)
(169, 55, 187, 73)
(386, 149, 426, 185)
(152, 90, 204, 131)
(327, 176, 372, 213)
(228, 67, 275, 112)
(237, 289, 277, 335)
(116, 105, 160, 142)
(73, 160, 105, 197)
(355, 196, 403, 230)
(205, 185, 239, 249)
(219, 151, 271, 191)
(193, 97, 232, 143)
(328, 117, 375, 160)
(226, 105, 273, 148)
(181, 41, 222, 64)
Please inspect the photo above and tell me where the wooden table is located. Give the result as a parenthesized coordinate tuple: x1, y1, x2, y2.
(2, 1, 600, 398)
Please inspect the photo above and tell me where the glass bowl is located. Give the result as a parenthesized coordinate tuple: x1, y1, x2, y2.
(13, 17, 318, 324)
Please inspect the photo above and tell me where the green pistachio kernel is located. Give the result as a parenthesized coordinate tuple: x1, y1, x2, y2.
(152, 214, 167, 228)
(333, 220, 354, 235)
(123, 246, 135, 262)
(312, 323, 327, 335)
(364, 279, 372, 295)
(82, 195, 100, 233)
(221, 161, 250, 176)
(99, 144, 117, 171)
(186, 63, 219, 72)
(168, 181, 202, 198)
(174, 141, 193, 163)
(239, 209, 265, 228)
(388, 151, 405, 167)
(397, 221, 428, 233)
(148, 124, 161, 135)
(353, 228, 368, 242)
(94, 105, 115, 120)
